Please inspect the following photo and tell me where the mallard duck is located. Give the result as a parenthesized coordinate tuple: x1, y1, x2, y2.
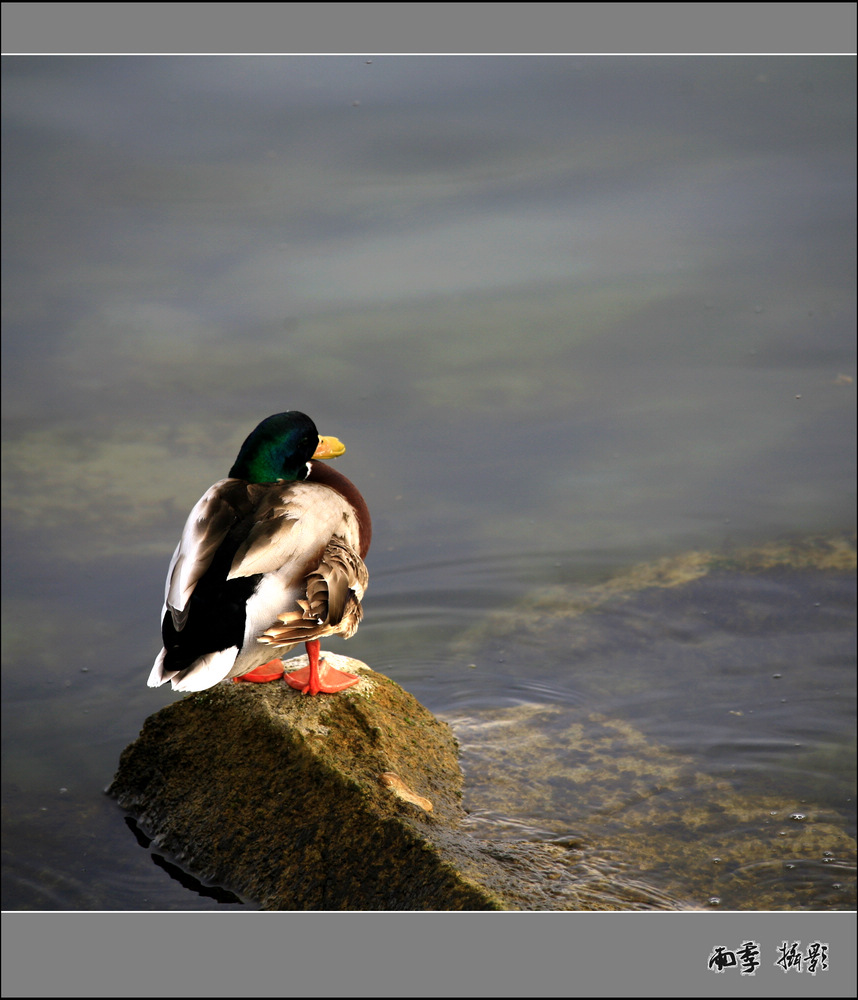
(147, 411, 371, 696)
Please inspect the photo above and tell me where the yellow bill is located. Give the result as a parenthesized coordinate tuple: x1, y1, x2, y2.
(313, 435, 346, 459)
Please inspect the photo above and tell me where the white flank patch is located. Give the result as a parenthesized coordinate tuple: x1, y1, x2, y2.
(242, 572, 300, 651)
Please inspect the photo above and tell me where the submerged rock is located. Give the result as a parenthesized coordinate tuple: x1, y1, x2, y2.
(449, 536, 857, 910)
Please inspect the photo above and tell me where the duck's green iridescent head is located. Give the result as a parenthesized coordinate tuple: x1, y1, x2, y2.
(228, 411, 345, 483)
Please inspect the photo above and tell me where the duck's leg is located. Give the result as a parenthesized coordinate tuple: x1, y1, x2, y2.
(284, 639, 360, 695)
(233, 658, 285, 683)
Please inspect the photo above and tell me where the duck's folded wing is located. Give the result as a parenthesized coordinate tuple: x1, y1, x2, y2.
(226, 482, 362, 581)
(258, 537, 369, 646)
(163, 479, 245, 630)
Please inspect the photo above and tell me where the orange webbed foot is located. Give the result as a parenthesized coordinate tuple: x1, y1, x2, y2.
(233, 658, 286, 683)
(284, 640, 360, 695)
(284, 660, 360, 695)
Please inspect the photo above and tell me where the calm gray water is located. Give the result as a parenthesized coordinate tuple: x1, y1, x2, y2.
(2, 55, 855, 910)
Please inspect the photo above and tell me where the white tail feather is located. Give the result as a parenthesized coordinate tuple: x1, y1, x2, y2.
(147, 646, 240, 691)
(169, 647, 240, 691)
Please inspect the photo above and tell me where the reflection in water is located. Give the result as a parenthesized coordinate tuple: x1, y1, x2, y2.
(124, 813, 246, 905)
(149, 853, 246, 907)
